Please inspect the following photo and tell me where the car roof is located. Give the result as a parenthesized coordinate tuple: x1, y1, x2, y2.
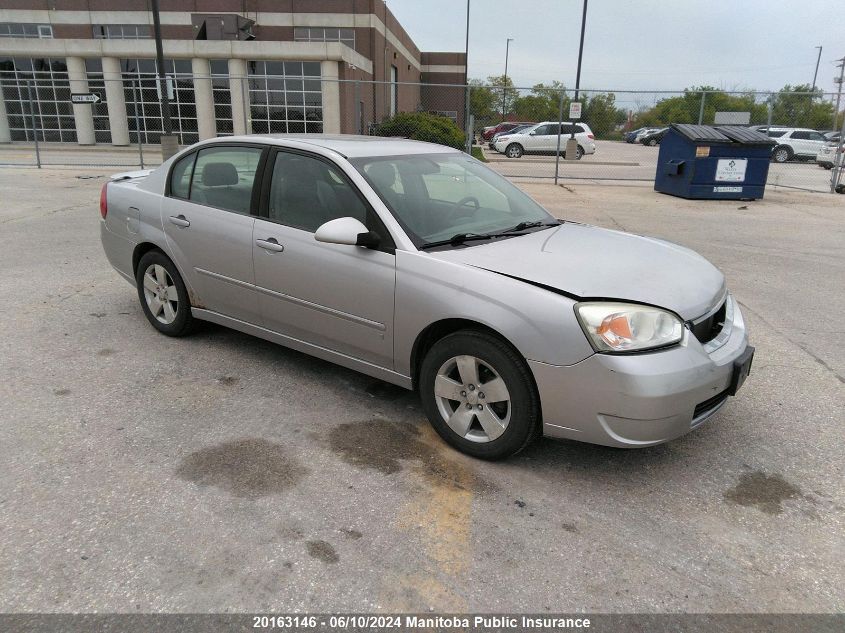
(200, 134, 461, 158)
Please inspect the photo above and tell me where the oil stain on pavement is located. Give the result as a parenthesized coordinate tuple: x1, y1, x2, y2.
(176, 438, 308, 499)
(724, 470, 802, 515)
(306, 540, 339, 564)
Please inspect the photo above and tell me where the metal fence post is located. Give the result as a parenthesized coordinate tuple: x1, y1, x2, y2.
(698, 91, 706, 125)
(554, 88, 565, 185)
(26, 81, 41, 168)
(132, 80, 144, 169)
(464, 84, 472, 154)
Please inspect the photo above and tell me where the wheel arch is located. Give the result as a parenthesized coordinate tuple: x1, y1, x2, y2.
(131, 241, 199, 306)
(410, 318, 527, 391)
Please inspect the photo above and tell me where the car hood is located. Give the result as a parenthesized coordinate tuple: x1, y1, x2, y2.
(428, 223, 726, 321)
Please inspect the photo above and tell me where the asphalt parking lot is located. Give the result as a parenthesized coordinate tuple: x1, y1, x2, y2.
(0, 168, 843, 613)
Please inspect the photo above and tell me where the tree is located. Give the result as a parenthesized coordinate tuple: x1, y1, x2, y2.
(631, 86, 768, 128)
(468, 78, 497, 126)
(512, 82, 567, 122)
(583, 92, 626, 137)
(770, 84, 836, 129)
(485, 74, 518, 119)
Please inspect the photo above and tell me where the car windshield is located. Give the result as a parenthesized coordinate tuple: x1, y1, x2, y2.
(352, 153, 555, 247)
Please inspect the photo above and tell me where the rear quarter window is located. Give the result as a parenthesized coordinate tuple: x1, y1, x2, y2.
(170, 152, 196, 199)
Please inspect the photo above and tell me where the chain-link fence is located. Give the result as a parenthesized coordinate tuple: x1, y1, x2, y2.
(1, 72, 843, 193)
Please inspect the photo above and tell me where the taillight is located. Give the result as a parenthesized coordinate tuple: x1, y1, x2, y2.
(587, 133, 595, 139)
(99, 182, 108, 219)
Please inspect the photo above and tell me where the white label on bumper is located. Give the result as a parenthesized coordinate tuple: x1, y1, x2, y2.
(713, 186, 742, 192)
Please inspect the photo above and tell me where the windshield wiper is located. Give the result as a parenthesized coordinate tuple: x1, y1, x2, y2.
(495, 220, 562, 234)
(419, 231, 525, 250)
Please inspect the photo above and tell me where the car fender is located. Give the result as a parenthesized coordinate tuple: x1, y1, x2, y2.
(394, 250, 595, 376)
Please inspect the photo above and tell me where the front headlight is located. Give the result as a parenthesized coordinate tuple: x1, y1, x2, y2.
(575, 302, 684, 353)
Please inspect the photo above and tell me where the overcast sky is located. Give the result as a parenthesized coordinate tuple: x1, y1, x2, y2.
(388, 0, 843, 95)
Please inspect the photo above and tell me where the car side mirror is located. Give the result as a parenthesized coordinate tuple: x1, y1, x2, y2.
(314, 217, 380, 249)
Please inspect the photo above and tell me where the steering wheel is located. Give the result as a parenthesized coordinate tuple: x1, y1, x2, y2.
(453, 196, 481, 217)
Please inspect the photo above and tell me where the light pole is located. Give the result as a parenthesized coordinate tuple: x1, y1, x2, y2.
(573, 0, 588, 102)
(151, 0, 177, 159)
(502, 38, 513, 119)
(812, 45, 823, 92)
(463, 0, 471, 152)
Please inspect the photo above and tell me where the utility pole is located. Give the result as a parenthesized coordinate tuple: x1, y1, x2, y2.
(501, 38, 513, 119)
(833, 58, 844, 132)
(830, 57, 845, 194)
(151, 0, 177, 159)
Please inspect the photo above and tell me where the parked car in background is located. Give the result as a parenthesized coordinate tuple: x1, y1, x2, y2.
(481, 121, 535, 142)
(816, 138, 844, 170)
(624, 127, 647, 143)
(494, 122, 596, 159)
(759, 127, 827, 163)
(100, 134, 753, 459)
(639, 128, 669, 146)
(634, 127, 662, 143)
(489, 124, 533, 150)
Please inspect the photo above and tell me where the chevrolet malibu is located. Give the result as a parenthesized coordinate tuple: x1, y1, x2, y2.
(100, 135, 754, 459)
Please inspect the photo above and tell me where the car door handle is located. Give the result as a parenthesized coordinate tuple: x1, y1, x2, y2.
(256, 237, 284, 253)
(169, 215, 190, 228)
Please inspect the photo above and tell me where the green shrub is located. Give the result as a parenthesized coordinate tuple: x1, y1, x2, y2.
(373, 112, 465, 150)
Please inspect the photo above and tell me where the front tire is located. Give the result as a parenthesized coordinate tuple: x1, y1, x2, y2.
(772, 145, 792, 163)
(505, 143, 524, 159)
(135, 250, 196, 337)
(419, 330, 540, 459)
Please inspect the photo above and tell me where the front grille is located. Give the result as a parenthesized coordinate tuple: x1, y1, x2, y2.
(693, 390, 729, 419)
(690, 299, 727, 344)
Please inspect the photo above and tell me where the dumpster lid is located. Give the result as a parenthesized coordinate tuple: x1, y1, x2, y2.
(670, 124, 731, 143)
(714, 126, 776, 146)
(669, 123, 776, 146)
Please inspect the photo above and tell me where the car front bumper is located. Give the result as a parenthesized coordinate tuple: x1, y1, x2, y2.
(529, 295, 750, 448)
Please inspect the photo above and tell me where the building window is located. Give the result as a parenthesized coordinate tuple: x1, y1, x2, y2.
(293, 27, 355, 49)
(210, 59, 233, 136)
(84, 58, 112, 143)
(121, 58, 198, 145)
(247, 61, 322, 134)
(0, 57, 75, 142)
(390, 65, 398, 117)
(0, 23, 53, 38)
(93, 24, 150, 39)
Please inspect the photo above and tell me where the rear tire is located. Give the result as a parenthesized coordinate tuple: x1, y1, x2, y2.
(419, 330, 540, 460)
(505, 143, 524, 159)
(135, 250, 196, 337)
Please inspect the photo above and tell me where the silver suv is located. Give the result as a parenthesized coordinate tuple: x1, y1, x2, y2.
(493, 121, 597, 159)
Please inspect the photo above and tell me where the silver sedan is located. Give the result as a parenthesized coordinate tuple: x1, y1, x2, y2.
(100, 135, 753, 459)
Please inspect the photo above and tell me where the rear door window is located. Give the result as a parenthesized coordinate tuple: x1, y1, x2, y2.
(189, 146, 263, 214)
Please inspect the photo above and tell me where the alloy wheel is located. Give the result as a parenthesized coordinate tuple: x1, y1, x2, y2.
(142, 263, 179, 324)
(433, 355, 511, 443)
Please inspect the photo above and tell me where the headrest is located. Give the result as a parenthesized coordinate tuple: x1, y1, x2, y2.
(202, 162, 238, 186)
(366, 161, 397, 189)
